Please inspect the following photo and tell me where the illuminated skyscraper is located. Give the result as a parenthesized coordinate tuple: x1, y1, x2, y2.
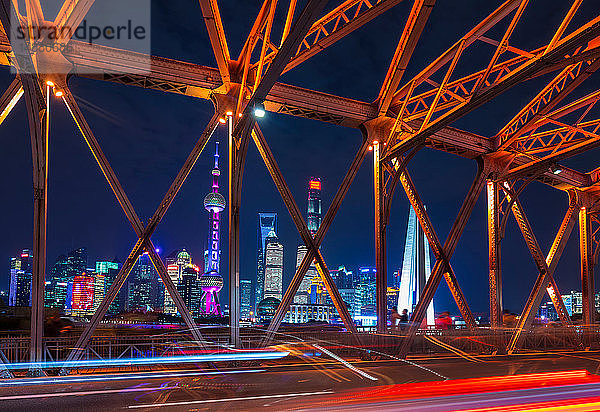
(398, 206, 435, 326)
(65, 274, 95, 316)
(164, 249, 192, 314)
(46, 248, 88, 310)
(127, 252, 161, 312)
(240, 279, 253, 320)
(356, 266, 376, 315)
(307, 177, 322, 236)
(93, 273, 105, 312)
(200, 140, 226, 316)
(331, 265, 355, 315)
(9, 250, 33, 307)
(295, 178, 323, 303)
(294, 245, 317, 304)
(178, 266, 202, 314)
(256, 212, 277, 305)
(264, 231, 283, 301)
(96, 260, 123, 315)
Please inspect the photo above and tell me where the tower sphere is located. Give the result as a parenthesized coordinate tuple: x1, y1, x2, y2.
(204, 192, 226, 213)
(199, 272, 223, 292)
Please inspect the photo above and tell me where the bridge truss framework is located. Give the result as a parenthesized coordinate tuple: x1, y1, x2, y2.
(0, 0, 599, 373)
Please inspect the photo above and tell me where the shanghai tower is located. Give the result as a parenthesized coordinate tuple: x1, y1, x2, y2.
(200, 140, 225, 315)
(397, 206, 435, 326)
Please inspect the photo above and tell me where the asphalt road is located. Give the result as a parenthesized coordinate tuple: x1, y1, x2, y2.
(2, 349, 600, 411)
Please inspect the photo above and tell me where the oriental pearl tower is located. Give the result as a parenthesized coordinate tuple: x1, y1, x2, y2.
(200, 140, 225, 316)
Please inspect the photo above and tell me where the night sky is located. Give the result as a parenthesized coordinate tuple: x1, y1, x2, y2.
(0, 1, 599, 315)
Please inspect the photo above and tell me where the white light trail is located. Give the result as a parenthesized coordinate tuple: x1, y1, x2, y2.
(128, 390, 334, 409)
(312, 344, 378, 381)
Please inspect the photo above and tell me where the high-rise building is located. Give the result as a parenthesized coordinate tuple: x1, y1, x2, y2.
(9, 250, 33, 307)
(331, 265, 355, 315)
(127, 252, 161, 312)
(240, 279, 253, 320)
(294, 178, 324, 304)
(294, 245, 318, 304)
(200, 140, 226, 316)
(93, 273, 105, 312)
(96, 260, 123, 315)
(264, 232, 284, 301)
(164, 249, 193, 314)
(46, 248, 88, 310)
(257, 212, 277, 305)
(387, 287, 400, 311)
(178, 266, 201, 315)
(392, 270, 401, 289)
(398, 206, 435, 326)
(307, 177, 322, 236)
(356, 266, 377, 317)
(65, 274, 95, 316)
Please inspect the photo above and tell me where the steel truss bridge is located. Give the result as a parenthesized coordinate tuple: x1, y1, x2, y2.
(0, 0, 599, 375)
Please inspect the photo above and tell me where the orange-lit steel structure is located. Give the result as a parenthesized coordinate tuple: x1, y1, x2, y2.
(0, 0, 599, 374)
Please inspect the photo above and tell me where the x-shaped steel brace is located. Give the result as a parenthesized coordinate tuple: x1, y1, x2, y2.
(397, 160, 485, 357)
(58, 89, 218, 372)
(503, 183, 576, 354)
(253, 125, 368, 346)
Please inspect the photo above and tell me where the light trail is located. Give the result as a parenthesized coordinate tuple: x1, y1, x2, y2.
(0, 385, 175, 401)
(424, 335, 485, 363)
(0, 369, 266, 386)
(127, 390, 334, 409)
(312, 344, 378, 381)
(1, 351, 289, 370)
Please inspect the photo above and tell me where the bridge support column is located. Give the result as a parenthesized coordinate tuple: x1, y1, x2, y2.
(579, 206, 595, 326)
(487, 181, 503, 329)
(25, 81, 50, 376)
(228, 111, 249, 349)
(373, 141, 388, 334)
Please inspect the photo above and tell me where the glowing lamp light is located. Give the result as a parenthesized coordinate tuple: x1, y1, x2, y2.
(238, 113, 243, 118)
(46, 80, 55, 87)
(368, 146, 373, 151)
(219, 118, 226, 124)
(372, 140, 379, 145)
(550, 164, 562, 175)
(155, 247, 161, 254)
(54, 90, 64, 97)
(254, 102, 266, 118)
(226, 111, 233, 116)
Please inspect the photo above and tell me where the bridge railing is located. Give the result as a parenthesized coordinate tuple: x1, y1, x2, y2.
(0, 325, 597, 365)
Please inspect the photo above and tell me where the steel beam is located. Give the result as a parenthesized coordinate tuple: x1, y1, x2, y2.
(59, 91, 217, 371)
(373, 142, 387, 333)
(232, 0, 329, 142)
(497, 58, 600, 150)
(506, 191, 578, 353)
(384, 14, 600, 160)
(509, 191, 573, 325)
(252, 125, 360, 343)
(284, 0, 406, 74)
(377, 0, 435, 116)
(396, 163, 484, 357)
(580, 205, 595, 325)
(0, 78, 23, 126)
(487, 180, 503, 328)
(53, 0, 95, 45)
(199, 0, 231, 85)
